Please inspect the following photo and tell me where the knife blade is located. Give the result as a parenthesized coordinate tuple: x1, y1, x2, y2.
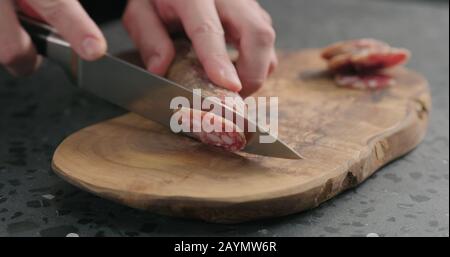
(19, 15, 302, 160)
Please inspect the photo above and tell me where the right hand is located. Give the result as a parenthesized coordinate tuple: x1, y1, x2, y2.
(123, 0, 278, 97)
(0, 0, 107, 76)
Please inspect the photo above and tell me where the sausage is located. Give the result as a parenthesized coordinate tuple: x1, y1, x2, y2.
(328, 46, 410, 74)
(321, 38, 390, 60)
(322, 38, 410, 73)
(173, 108, 247, 152)
(321, 38, 410, 90)
(167, 41, 247, 151)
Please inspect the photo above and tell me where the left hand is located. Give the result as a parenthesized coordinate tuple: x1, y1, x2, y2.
(123, 0, 278, 96)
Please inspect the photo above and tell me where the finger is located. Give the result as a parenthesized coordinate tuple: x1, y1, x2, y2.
(25, 0, 107, 60)
(259, 9, 273, 25)
(237, 23, 276, 97)
(0, 0, 40, 76)
(268, 50, 278, 76)
(217, 1, 276, 96)
(173, 0, 242, 91)
(237, 24, 275, 97)
(123, 0, 175, 76)
(249, 0, 273, 25)
(16, 0, 44, 21)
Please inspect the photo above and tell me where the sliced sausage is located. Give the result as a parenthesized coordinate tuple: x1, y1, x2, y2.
(167, 41, 247, 151)
(321, 38, 410, 90)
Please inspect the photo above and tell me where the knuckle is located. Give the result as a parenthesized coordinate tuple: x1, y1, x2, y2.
(189, 20, 224, 38)
(262, 10, 273, 24)
(251, 25, 276, 46)
(32, 0, 68, 20)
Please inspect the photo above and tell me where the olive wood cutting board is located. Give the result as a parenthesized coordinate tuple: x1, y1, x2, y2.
(52, 49, 431, 223)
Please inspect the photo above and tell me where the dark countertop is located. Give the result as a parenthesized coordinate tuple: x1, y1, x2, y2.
(0, 0, 448, 237)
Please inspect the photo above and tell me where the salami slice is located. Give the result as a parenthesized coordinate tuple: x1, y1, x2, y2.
(321, 38, 389, 60)
(322, 38, 410, 74)
(328, 47, 410, 73)
(322, 38, 410, 90)
(167, 41, 247, 151)
(174, 108, 246, 151)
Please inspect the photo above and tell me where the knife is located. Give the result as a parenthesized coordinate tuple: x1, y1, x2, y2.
(19, 14, 302, 160)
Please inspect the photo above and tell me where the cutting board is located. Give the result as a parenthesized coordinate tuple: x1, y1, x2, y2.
(52, 49, 431, 223)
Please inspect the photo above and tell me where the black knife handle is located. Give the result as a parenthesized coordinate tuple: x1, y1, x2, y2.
(18, 14, 54, 56)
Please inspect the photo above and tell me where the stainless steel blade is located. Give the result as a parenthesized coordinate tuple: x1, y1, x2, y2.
(244, 135, 302, 159)
(79, 54, 193, 127)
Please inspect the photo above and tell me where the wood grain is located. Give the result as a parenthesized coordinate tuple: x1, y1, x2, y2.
(52, 50, 431, 223)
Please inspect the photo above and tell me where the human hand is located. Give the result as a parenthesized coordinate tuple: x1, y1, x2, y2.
(0, 0, 107, 76)
(123, 0, 278, 96)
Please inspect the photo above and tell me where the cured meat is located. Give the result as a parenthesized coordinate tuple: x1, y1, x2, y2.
(328, 47, 410, 74)
(321, 38, 410, 90)
(335, 73, 396, 90)
(322, 38, 410, 73)
(174, 108, 246, 152)
(167, 41, 247, 151)
(321, 38, 389, 60)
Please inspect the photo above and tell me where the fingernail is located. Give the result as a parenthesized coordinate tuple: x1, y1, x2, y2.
(220, 63, 242, 91)
(81, 37, 104, 60)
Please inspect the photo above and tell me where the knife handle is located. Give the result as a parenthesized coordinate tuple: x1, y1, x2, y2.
(18, 14, 55, 56)
(18, 13, 77, 84)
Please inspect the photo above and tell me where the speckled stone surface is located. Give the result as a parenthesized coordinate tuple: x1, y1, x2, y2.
(0, 0, 448, 237)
